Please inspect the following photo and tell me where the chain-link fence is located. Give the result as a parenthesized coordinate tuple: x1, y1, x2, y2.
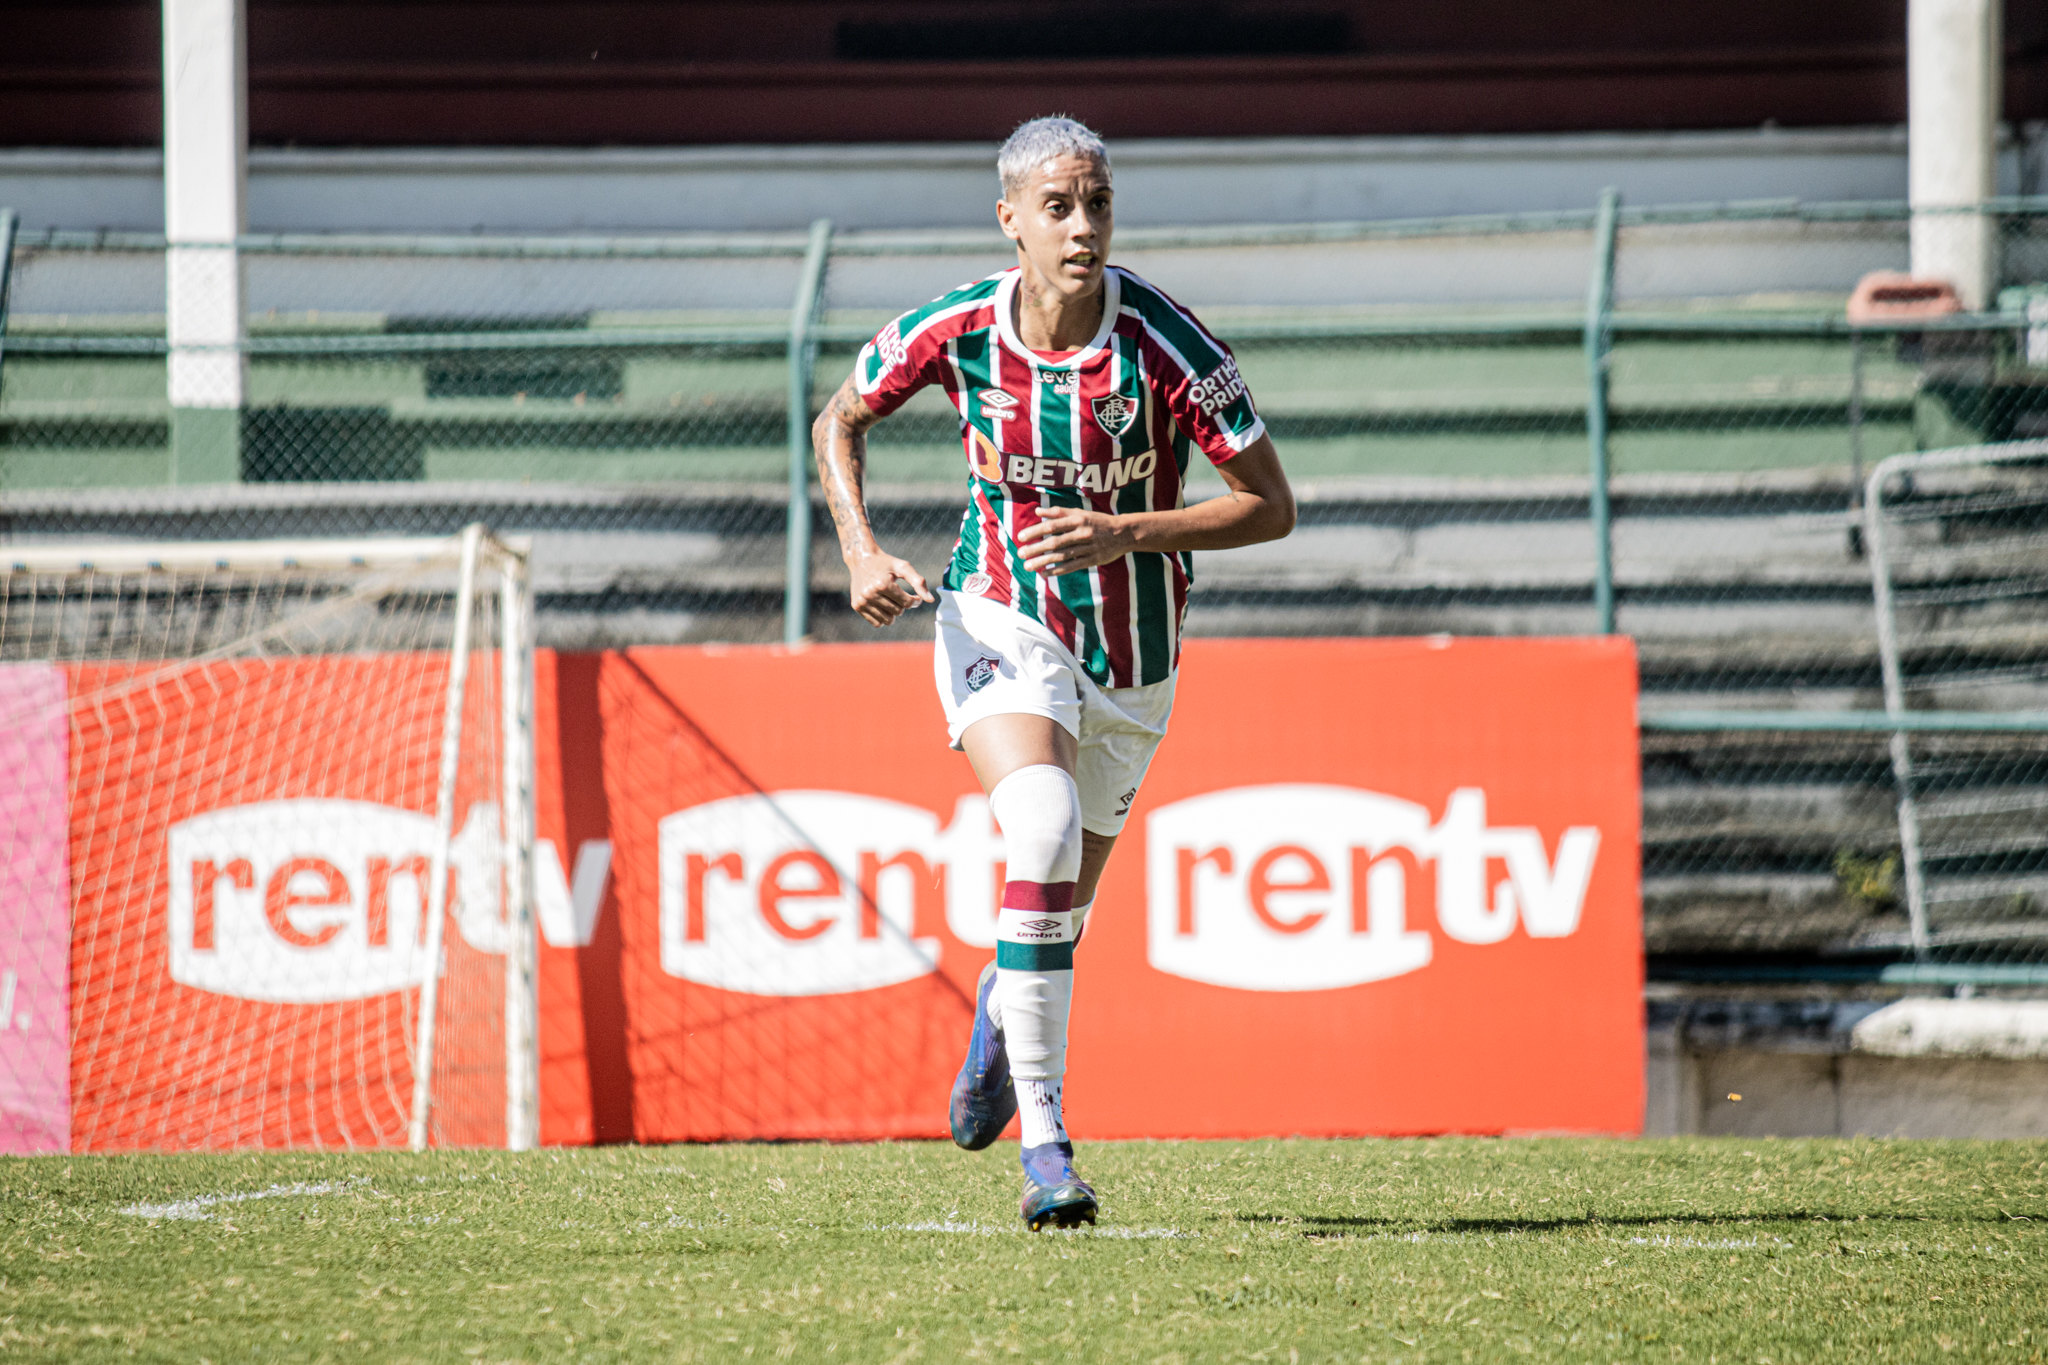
(1856, 440, 2048, 971)
(6, 197, 2048, 979)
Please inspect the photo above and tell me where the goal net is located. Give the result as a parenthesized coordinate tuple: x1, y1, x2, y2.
(0, 526, 537, 1152)
(1866, 439, 2048, 964)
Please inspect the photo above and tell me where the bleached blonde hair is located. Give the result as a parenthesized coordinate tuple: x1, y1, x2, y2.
(997, 116, 1110, 199)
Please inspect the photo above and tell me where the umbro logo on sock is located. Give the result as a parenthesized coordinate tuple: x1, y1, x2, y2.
(1018, 918, 1062, 934)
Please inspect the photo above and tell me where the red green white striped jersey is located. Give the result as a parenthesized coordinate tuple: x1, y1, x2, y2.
(855, 265, 1265, 689)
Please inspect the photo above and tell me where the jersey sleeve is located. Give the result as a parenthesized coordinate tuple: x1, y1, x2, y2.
(1146, 310, 1266, 465)
(853, 308, 944, 419)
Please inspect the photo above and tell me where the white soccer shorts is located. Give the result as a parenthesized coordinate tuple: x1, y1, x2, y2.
(934, 588, 1175, 837)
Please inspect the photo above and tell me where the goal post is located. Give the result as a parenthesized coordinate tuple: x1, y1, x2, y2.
(1864, 439, 2048, 964)
(0, 525, 538, 1152)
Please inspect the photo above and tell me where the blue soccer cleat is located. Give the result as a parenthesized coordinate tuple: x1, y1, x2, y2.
(949, 961, 1016, 1150)
(1020, 1141, 1097, 1231)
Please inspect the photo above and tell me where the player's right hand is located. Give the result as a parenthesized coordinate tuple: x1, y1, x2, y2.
(846, 550, 934, 628)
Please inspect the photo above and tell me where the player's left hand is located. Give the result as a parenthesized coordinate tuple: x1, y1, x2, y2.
(1018, 508, 1133, 576)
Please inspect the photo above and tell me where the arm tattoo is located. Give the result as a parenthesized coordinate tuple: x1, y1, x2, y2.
(813, 378, 884, 560)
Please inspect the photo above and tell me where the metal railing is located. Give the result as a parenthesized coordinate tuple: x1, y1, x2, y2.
(1862, 439, 2048, 965)
(7, 197, 2048, 978)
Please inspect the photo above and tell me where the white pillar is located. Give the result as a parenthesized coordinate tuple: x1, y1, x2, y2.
(1909, 0, 2002, 310)
(163, 0, 246, 480)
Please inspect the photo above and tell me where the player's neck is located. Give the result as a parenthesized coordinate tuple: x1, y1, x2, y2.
(1012, 265, 1104, 353)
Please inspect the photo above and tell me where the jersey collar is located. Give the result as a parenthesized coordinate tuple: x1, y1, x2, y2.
(993, 266, 1121, 371)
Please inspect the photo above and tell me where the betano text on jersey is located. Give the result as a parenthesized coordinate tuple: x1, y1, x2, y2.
(856, 266, 1264, 689)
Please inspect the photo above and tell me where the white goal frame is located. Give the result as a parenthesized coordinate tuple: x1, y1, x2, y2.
(7, 525, 540, 1152)
(1863, 438, 2048, 958)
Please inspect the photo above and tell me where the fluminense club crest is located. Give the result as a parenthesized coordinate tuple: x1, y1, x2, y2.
(1092, 392, 1138, 438)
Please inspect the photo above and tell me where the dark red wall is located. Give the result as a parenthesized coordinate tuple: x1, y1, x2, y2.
(5, 0, 2045, 147)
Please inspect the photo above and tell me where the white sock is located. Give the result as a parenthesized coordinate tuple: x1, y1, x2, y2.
(987, 900, 1086, 1030)
(1018, 1077, 1068, 1148)
(988, 765, 1082, 1096)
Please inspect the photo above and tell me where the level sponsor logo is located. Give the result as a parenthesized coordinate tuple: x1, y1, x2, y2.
(1146, 785, 1600, 991)
(1001, 450, 1156, 493)
(167, 800, 611, 1002)
(1036, 367, 1078, 395)
(658, 791, 1015, 994)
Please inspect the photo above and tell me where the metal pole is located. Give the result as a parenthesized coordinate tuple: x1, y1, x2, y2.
(1584, 187, 1621, 634)
(1909, 0, 2001, 309)
(0, 209, 18, 407)
(498, 545, 539, 1152)
(785, 217, 834, 646)
(1847, 329, 1868, 556)
(1863, 461, 1932, 957)
(410, 522, 484, 1152)
(163, 0, 248, 484)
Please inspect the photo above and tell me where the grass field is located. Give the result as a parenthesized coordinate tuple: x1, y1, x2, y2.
(4, 1138, 2046, 1362)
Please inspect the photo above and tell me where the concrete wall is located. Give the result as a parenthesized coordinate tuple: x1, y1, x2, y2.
(6, 125, 2044, 234)
(1647, 1034, 2048, 1138)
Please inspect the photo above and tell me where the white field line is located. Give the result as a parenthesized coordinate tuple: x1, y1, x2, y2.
(1334, 1229, 1790, 1250)
(1619, 1234, 1793, 1250)
(120, 1177, 368, 1222)
(880, 1219, 1191, 1239)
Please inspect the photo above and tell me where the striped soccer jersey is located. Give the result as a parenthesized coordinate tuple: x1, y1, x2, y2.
(855, 265, 1265, 689)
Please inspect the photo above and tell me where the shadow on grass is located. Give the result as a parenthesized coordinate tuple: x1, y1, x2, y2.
(1233, 1210, 1972, 1237)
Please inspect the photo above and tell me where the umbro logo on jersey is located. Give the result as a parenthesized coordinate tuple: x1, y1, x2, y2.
(1092, 393, 1138, 438)
(978, 389, 1019, 422)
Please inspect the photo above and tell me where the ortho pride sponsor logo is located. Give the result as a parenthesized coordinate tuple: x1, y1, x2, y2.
(1145, 784, 1600, 991)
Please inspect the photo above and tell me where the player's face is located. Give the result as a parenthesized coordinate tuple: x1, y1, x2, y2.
(998, 155, 1114, 300)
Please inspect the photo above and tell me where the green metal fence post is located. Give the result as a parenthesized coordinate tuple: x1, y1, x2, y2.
(0, 209, 18, 410)
(1584, 187, 1621, 634)
(785, 217, 834, 647)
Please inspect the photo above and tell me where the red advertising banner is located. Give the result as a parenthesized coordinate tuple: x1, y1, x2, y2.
(60, 636, 1639, 1149)
(65, 656, 507, 1151)
(536, 637, 1643, 1143)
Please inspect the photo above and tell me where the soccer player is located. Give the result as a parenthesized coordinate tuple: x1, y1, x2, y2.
(812, 115, 1295, 1229)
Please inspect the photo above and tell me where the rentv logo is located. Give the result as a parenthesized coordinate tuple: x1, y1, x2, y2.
(167, 801, 613, 1004)
(659, 792, 1008, 997)
(659, 784, 1600, 998)
(1146, 785, 1600, 991)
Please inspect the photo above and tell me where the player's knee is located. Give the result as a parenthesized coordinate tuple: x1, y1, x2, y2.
(988, 764, 1082, 886)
